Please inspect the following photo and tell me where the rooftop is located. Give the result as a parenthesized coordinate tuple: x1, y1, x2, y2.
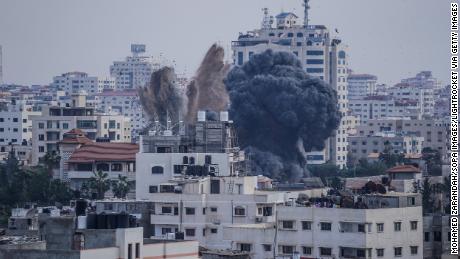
(68, 142, 139, 163)
(386, 165, 421, 174)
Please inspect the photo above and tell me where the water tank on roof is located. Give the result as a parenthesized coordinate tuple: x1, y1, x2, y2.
(117, 213, 129, 228)
(106, 213, 117, 229)
(75, 199, 87, 216)
(77, 216, 87, 229)
(86, 213, 97, 229)
(219, 111, 229, 122)
(97, 213, 107, 229)
(197, 111, 206, 122)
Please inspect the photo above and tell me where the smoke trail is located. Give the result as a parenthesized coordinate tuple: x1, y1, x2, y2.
(138, 66, 185, 126)
(225, 50, 341, 181)
(186, 44, 230, 122)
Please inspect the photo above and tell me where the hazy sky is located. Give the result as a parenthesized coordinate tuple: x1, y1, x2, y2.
(0, 0, 451, 86)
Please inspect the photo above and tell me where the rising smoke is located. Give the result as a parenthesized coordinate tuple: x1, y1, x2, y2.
(225, 49, 341, 181)
(186, 44, 230, 123)
(138, 66, 185, 126)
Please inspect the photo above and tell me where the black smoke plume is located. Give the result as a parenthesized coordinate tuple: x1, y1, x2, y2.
(186, 44, 230, 123)
(138, 66, 185, 126)
(225, 50, 341, 181)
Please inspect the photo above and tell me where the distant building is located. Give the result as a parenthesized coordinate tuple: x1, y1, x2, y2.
(110, 44, 159, 89)
(387, 83, 435, 118)
(0, 45, 3, 85)
(347, 73, 378, 100)
(51, 72, 102, 95)
(95, 90, 147, 138)
(231, 1, 350, 168)
(30, 92, 132, 165)
(401, 71, 442, 90)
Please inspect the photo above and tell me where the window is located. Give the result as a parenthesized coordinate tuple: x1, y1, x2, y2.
(149, 186, 158, 193)
(320, 222, 332, 231)
(0, 128, 3, 132)
(281, 245, 295, 254)
(394, 247, 402, 257)
(377, 223, 384, 232)
(185, 207, 195, 215)
(302, 221, 311, 230)
(151, 166, 164, 174)
(306, 59, 324, 64)
(111, 163, 122, 171)
(302, 246, 312, 255)
(239, 243, 251, 252)
(210, 228, 217, 234)
(307, 50, 324, 55)
(410, 221, 417, 230)
(410, 246, 418, 255)
(281, 220, 295, 230)
(22, 119, 27, 123)
(39, 134, 45, 141)
(161, 228, 173, 234)
(434, 231, 442, 241)
(262, 244, 272, 252)
(320, 247, 332, 256)
(39, 146, 45, 152)
(394, 222, 401, 231)
(358, 224, 366, 233)
(234, 206, 246, 216)
(38, 122, 44, 129)
(185, 228, 195, 236)
(210, 207, 218, 212)
(13, 118, 18, 122)
(238, 52, 244, 66)
(376, 248, 384, 257)
(135, 243, 140, 258)
(128, 243, 132, 259)
(161, 207, 172, 214)
(424, 232, 430, 242)
(306, 68, 324, 73)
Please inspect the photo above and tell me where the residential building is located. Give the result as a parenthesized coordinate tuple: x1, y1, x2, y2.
(0, 99, 40, 165)
(387, 83, 435, 117)
(110, 44, 160, 89)
(58, 129, 138, 196)
(51, 72, 103, 95)
(348, 132, 424, 160)
(353, 118, 450, 158)
(423, 215, 455, 259)
(98, 76, 116, 91)
(223, 192, 423, 259)
(231, 1, 350, 168)
(95, 90, 147, 138)
(347, 73, 378, 100)
(401, 71, 442, 90)
(30, 92, 131, 165)
(0, 45, 3, 85)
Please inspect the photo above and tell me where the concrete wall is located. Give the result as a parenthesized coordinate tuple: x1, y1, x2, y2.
(0, 249, 80, 259)
(142, 240, 199, 259)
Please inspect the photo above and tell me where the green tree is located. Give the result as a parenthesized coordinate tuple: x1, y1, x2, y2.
(41, 151, 61, 177)
(422, 147, 442, 175)
(88, 170, 110, 199)
(111, 175, 130, 199)
(421, 177, 434, 214)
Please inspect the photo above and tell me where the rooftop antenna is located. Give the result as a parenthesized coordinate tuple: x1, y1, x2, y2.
(261, 8, 273, 30)
(303, 0, 310, 27)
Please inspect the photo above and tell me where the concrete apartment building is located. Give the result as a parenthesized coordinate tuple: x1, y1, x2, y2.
(348, 132, 424, 160)
(30, 92, 131, 165)
(224, 194, 423, 259)
(58, 129, 138, 196)
(386, 83, 435, 118)
(95, 90, 147, 138)
(110, 44, 159, 90)
(349, 95, 420, 124)
(347, 73, 378, 100)
(353, 118, 450, 158)
(51, 72, 104, 95)
(231, 0, 350, 168)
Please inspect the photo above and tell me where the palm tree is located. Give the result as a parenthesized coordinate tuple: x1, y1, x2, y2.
(88, 170, 110, 199)
(111, 175, 130, 199)
(41, 151, 61, 178)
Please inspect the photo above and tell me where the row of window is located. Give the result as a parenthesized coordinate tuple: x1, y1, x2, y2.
(0, 118, 27, 123)
(0, 128, 27, 133)
(158, 206, 245, 216)
(38, 121, 69, 129)
(279, 220, 418, 232)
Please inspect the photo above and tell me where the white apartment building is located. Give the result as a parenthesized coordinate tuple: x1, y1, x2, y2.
(0, 99, 41, 150)
(401, 71, 442, 90)
(95, 90, 147, 136)
(110, 44, 160, 89)
(231, 1, 350, 168)
(348, 132, 424, 160)
(347, 74, 378, 100)
(51, 72, 103, 95)
(224, 195, 423, 259)
(98, 76, 116, 91)
(354, 118, 450, 158)
(387, 84, 435, 117)
(30, 93, 131, 165)
(349, 95, 420, 124)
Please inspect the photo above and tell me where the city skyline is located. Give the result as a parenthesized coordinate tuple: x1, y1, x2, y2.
(0, 0, 450, 86)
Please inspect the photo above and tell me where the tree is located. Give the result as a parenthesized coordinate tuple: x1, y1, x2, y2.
(41, 151, 61, 178)
(88, 170, 110, 199)
(421, 177, 434, 214)
(379, 141, 404, 168)
(111, 175, 130, 199)
(422, 147, 442, 176)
